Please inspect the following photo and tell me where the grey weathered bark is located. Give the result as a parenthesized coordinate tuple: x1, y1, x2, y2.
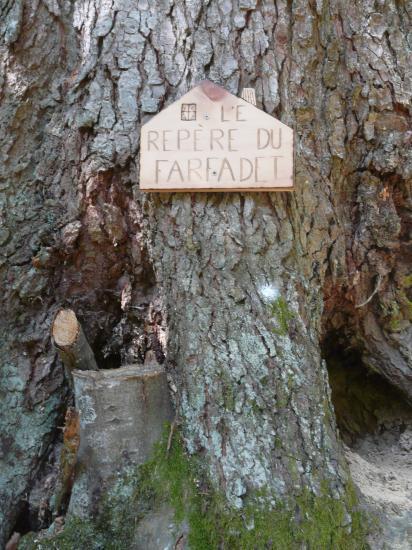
(0, 0, 411, 546)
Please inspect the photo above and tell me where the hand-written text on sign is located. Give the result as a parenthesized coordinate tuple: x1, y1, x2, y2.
(140, 82, 293, 191)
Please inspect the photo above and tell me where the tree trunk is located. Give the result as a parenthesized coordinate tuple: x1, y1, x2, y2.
(144, 191, 348, 506)
(1, 0, 411, 547)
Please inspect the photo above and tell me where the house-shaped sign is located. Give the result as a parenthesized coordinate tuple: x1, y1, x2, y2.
(140, 81, 293, 192)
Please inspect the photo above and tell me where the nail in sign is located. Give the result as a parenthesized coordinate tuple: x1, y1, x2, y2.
(139, 81, 294, 192)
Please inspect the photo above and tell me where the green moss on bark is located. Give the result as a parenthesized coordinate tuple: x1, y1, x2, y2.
(402, 274, 412, 288)
(18, 518, 104, 550)
(20, 429, 369, 550)
(268, 297, 295, 336)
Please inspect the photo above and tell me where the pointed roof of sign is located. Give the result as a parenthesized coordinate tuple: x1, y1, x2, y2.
(142, 80, 293, 131)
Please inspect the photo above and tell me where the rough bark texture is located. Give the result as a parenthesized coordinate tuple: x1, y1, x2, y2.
(145, 191, 348, 506)
(0, 0, 411, 546)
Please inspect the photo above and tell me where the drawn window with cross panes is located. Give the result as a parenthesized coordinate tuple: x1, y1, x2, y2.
(181, 103, 197, 121)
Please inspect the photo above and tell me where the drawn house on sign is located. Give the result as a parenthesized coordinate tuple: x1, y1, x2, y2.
(139, 81, 294, 192)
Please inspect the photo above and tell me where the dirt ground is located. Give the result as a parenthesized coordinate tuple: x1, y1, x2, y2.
(345, 420, 412, 549)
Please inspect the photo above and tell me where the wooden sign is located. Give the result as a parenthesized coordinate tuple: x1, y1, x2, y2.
(140, 81, 294, 192)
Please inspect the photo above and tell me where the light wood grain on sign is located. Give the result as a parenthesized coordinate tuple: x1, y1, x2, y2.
(139, 81, 294, 192)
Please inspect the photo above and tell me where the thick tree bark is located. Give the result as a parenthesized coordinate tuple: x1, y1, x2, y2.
(144, 191, 347, 506)
(0, 0, 411, 546)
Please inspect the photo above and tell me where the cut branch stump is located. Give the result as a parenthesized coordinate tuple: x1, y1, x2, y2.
(52, 309, 99, 372)
(68, 362, 173, 518)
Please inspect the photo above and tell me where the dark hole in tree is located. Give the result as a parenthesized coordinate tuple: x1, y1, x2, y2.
(11, 501, 31, 536)
(322, 331, 412, 447)
(93, 333, 122, 370)
(87, 269, 157, 370)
